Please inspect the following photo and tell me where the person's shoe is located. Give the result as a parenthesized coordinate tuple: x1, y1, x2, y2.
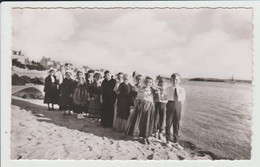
(80, 114, 85, 119)
(173, 143, 184, 150)
(165, 141, 172, 148)
(77, 114, 84, 119)
(146, 138, 151, 145)
(154, 132, 159, 139)
(158, 133, 164, 141)
(48, 108, 51, 111)
(173, 136, 178, 143)
(77, 114, 80, 119)
(143, 138, 148, 145)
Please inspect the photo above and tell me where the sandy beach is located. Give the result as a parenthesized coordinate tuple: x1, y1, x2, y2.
(11, 96, 212, 160)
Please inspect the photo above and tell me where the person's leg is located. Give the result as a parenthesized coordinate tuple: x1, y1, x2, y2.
(159, 102, 166, 133)
(47, 103, 50, 110)
(101, 101, 107, 127)
(154, 102, 160, 138)
(165, 102, 174, 143)
(172, 102, 182, 143)
(159, 102, 166, 140)
(108, 100, 115, 127)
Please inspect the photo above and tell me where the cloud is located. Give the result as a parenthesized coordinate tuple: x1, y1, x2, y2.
(12, 8, 252, 80)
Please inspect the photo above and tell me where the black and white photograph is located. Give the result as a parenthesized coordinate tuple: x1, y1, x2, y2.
(1, 1, 260, 165)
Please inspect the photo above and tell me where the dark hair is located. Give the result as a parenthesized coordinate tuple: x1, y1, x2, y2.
(145, 76, 153, 82)
(77, 71, 83, 76)
(88, 70, 94, 74)
(158, 78, 165, 84)
(104, 70, 110, 75)
(171, 73, 181, 79)
(117, 72, 123, 79)
(49, 69, 55, 74)
(94, 73, 102, 79)
(65, 63, 69, 66)
(135, 74, 143, 79)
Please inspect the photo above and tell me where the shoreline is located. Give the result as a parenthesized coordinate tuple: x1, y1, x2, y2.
(11, 97, 216, 160)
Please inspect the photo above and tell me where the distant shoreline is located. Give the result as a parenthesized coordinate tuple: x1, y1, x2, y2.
(157, 76, 251, 84)
(188, 78, 252, 83)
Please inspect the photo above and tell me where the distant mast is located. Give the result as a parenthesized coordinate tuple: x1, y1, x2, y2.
(230, 75, 236, 84)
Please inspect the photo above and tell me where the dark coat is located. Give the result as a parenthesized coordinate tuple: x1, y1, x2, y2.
(117, 83, 134, 119)
(101, 78, 116, 127)
(58, 78, 74, 109)
(43, 75, 59, 104)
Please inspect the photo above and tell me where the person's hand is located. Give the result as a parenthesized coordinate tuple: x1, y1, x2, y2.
(130, 108, 135, 114)
(69, 94, 73, 98)
(100, 98, 103, 104)
(87, 97, 91, 101)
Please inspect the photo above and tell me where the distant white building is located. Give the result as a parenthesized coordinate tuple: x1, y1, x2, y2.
(12, 50, 25, 64)
(40, 57, 54, 69)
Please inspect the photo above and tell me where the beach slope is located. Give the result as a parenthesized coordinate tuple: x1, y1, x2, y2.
(11, 97, 212, 160)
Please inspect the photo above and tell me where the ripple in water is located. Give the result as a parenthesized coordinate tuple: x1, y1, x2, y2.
(175, 81, 252, 160)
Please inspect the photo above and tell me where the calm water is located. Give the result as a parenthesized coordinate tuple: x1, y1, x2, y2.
(178, 81, 252, 160)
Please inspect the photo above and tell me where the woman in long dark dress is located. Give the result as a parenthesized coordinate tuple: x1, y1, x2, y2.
(88, 72, 102, 121)
(113, 72, 124, 129)
(101, 70, 116, 127)
(85, 69, 95, 115)
(114, 74, 134, 132)
(58, 70, 74, 115)
(44, 69, 59, 111)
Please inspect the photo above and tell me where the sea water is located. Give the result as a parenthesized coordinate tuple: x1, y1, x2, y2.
(179, 81, 252, 159)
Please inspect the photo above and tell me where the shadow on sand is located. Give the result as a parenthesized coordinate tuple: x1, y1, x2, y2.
(12, 98, 224, 160)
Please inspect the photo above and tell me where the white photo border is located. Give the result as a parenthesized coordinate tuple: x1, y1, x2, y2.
(1, 1, 260, 167)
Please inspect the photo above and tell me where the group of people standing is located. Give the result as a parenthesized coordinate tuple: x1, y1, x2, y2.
(43, 64, 185, 149)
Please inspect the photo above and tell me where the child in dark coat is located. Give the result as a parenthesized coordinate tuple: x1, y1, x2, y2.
(58, 70, 74, 115)
(44, 69, 59, 111)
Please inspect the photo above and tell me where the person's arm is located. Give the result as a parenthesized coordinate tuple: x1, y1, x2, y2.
(101, 81, 104, 101)
(113, 81, 120, 92)
(181, 88, 186, 104)
(100, 95, 103, 104)
(87, 92, 91, 101)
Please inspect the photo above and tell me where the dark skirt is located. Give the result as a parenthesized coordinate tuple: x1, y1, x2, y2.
(72, 86, 88, 114)
(44, 86, 59, 104)
(117, 97, 131, 120)
(58, 94, 73, 111)
(88, 94, 102, 118)
(101, 98, 116, 127)
(125, 99, 155, 138)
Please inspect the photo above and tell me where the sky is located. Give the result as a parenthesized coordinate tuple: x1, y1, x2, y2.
(12, 8, 253, 80)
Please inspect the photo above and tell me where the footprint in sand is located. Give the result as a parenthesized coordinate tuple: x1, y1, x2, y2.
(177, 154, 185, 160)
(88, 146, 93, 151)
(35, 113, 44, 117)
(147, 154, 154, 160)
